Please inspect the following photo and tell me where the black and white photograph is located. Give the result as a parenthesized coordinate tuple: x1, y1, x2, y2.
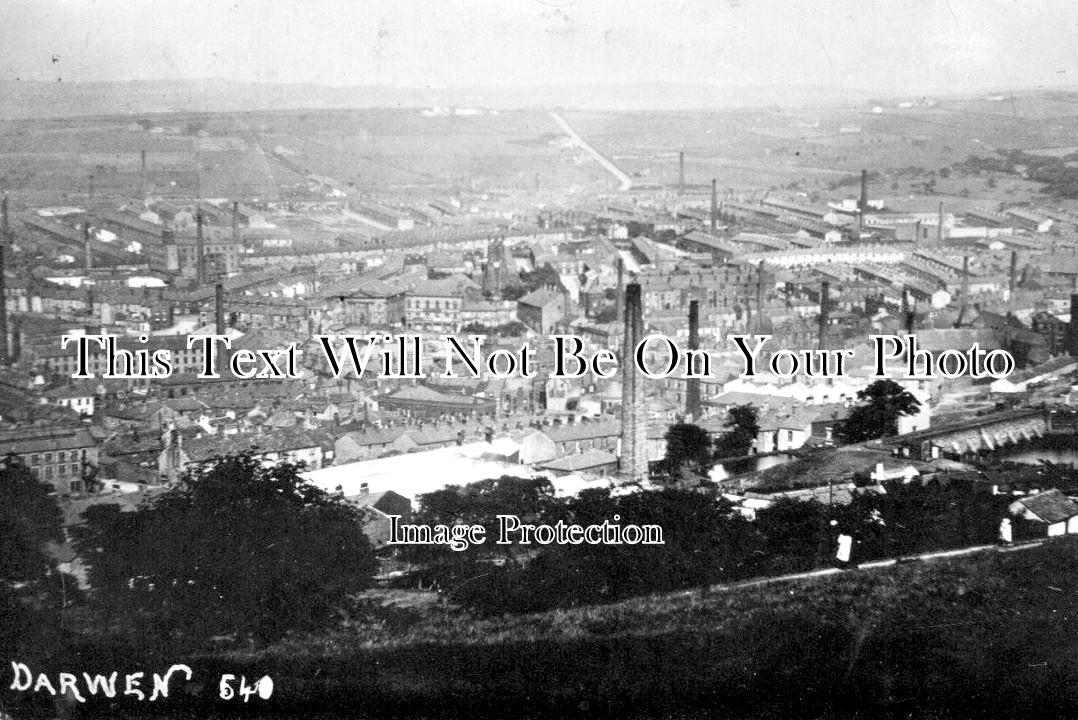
(3, 1, 1078, 717)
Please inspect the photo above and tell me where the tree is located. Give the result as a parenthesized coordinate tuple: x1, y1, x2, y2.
(713, 405, 760, 459)
(450, 488, 756, 613)
(664, 423, 713, 473)
(836, 380, 921, 443)
(0, 455, 64, 583)
(73, 454, 377, 643)
(0, 455, 67, 656)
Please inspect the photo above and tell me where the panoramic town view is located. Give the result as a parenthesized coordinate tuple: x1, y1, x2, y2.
(4, 1, 1078, 717)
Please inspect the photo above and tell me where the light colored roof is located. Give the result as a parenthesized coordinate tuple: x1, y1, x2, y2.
(302, 437, 525, 503)
(1011, 489, 1078, 524)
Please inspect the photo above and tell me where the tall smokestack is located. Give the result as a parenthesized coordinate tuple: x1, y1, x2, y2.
(859, 169, 868, 233)
(678, 151, 685, 196)
(619, 283, 648, 482)
(818, 280, 830, 351)
(1009, 250, 1018, 303)
(755, 260, 764, 333)
(901, 285, 915, 334)
(196, 211, 205, 285)
(937, 202, 945, 242)
(9, 314, 20, 363)
(0, 195, 8, 364)
(140, 149, 147, 197)
(710, 178, 717, 232)
(961, 255, 970, 309)
(232, 200, 240, 246)
(615, 255, 625, 325)
(1069, 294, 1078, 357)
(82, 220, 92, 273)
(686, 299, 701, 421)
(215, 282, 226, 336)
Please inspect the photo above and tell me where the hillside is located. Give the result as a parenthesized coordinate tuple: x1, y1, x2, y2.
(21, 539, 1066, 719)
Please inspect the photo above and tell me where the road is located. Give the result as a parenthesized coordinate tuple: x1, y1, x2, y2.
(708, 539, 1046, 593)
(550, 111, 633, 192)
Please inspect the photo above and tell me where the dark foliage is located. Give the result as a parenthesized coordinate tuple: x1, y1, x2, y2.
(502, 263, 564, 302)
(713, 404, 760, 459)
(664, 423, 713, 473)
(0, 456, 67, 656)
(459, 320, 527, 337)
(427, 471, 1010, 614)
(836, 379, 921, 443)
(0, 454, 64, 582)
(955, 149, 1078, 198)
(72, 454, 377, 643)
(452, 488, 753, 612)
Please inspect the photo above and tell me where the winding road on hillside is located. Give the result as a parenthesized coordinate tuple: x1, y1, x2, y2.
(550, 111, 633, 192)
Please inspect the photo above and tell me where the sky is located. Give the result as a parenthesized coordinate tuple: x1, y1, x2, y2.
(1, 0, 1076, 95)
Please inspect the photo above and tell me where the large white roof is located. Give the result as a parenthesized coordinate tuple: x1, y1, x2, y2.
(302, 437, 525, 503)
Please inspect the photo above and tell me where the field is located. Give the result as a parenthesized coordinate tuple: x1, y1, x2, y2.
(0, 108, 615, 209)
(6, 89, 1078, 214)
(564, 91, 1078, 199)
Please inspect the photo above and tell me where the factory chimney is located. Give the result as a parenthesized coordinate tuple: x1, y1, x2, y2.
(215, 282, 226, 336)
(961, 255, 970, 307)
(858, 169, 868, 232)
(619, 283, 648, 483)
(755, 260, 765, 333)
(140, 150, 147, 197)
(710, 178, 718, 232)
(901, 285, 915, 335)
(0, 195, 8, 364)
(9, 315, 20, 363)
(196, 211, 206, 285)
(82, 220, 92, 273)
(678, 151, 685, 196)
(686, 299, 701, 421)
(1009, 250, 1018, 305)
(818, 280, 830, 351)
(615, 255, 625, 325)
(1069, 294, 1078, 356)
(937, 202, 945, 242)
(232, 200, 240, 246)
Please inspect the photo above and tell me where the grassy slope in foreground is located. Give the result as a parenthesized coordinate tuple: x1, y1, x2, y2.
(202, 539, 1078, 718)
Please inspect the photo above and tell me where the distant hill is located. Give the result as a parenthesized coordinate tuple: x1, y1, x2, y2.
(0, 78, 879, 119)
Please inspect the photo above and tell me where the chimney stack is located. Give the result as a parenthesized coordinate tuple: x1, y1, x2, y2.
(0, 195, 8, 364)
(83, 220, 92, 273)
(961, 255, 970, 308)
(858, 169, 868, 232)
(901, 285, 915, 334)
(10, 314, 20, 363)
(1009, 250, 1018, 302)
(1069, 294, 1078, 357)
(140, 149, 147, 197)
(755, 260, 764, 334)
(678, 151, 685, 196)
(232, 200, 240, 246)
(937, 202, 945, 242)
(619, 283, 648, 482)
(215, 282, 226, 335)
(615, 255, 625, 325)
(818, 280, 830, 351)
(686, 299, 701, 421)
(710, 178, 718, 232)
(196, 211, 206, 285)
